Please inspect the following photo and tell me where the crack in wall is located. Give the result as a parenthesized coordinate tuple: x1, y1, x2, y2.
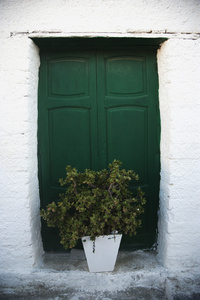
(10, 30, 200, 40)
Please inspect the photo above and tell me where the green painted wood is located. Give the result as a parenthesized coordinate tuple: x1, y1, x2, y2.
(32, 37, 167, 49)
(97, 50, 159, 250)
(38, 45, 160, 252)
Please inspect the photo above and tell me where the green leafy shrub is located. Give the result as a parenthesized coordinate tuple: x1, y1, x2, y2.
(40, 160, 146, 249)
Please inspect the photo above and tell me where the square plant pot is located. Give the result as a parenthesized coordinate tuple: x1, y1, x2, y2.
(82, 234, 122, 272)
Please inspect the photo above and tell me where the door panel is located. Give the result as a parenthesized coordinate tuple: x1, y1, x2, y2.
(49, 108, 91, 186)
(49, 58, 89, 97)
(105, 57, 145, 95)
(106, 107, 148, 184)
(38, 47, 159, 251)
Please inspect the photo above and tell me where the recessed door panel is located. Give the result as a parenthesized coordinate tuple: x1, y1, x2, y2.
(106, 107, 148, 183)
(106, 57, 145, 96)
(49, 108, 91, 185)
(49, 59, 89, 97)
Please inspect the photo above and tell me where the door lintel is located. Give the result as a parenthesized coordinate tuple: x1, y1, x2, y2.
(31, 37, 167, 51)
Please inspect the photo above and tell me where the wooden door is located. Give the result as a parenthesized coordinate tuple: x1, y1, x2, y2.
(38, 46, 160, 251)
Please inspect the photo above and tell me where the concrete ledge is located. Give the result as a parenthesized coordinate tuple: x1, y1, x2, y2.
(0, 251, 199, 299)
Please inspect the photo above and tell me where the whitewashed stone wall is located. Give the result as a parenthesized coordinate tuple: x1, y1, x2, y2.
(0, 0, 200, 273)
(157, 38, 200, 271)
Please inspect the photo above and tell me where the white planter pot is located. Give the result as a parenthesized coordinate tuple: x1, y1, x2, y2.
(82, 234, 122, 272)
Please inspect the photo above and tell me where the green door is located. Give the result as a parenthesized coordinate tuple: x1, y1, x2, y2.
(38, 45, 160, 251)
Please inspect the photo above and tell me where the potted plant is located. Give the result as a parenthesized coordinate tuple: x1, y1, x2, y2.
(40, 160, 146, 272)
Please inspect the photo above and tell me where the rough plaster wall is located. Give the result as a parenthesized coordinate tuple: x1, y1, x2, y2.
(157, 39, 200, 270)
(0, 0, 200, 272)
(0, 36, 44, 271)
(0, 0, 200, 35)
